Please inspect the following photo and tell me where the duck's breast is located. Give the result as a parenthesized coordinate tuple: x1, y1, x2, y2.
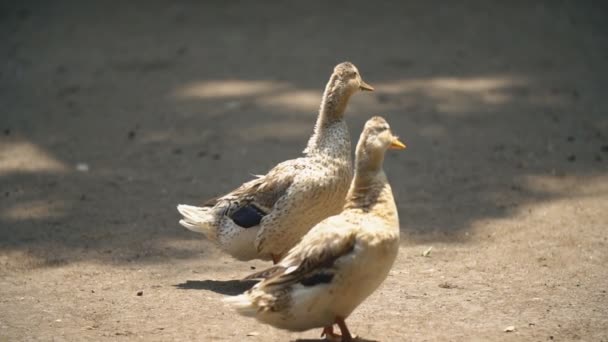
(328, 230, 400, 318)
(216, 218, 261, 260)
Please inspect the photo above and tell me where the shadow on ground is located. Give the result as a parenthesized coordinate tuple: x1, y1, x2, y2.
(295, 338, 377, 342)
(1, 1, 607, 267)
(174, 279, 258, 295)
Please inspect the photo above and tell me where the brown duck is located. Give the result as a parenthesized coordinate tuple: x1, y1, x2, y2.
(177, 62, 374, 263)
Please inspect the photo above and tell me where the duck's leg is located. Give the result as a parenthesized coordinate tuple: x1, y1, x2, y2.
(335, 317, 353, 342)
(271, 253, 281, 264)
(321, 325, 342, 341)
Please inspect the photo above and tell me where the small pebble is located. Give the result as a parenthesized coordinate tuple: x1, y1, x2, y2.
(376, 93, 391, 103)
(225, 101, 240, 110)
(504, 326, 516, 332)
(438, 282, 458, 289)
(76, 163, 89, 172)
(177, 46, 188, 55)
(16, 8, 31, 20)
(127, 130, 136, 140)
(571, 89, 580, 99)
(137, 291, 143, 296)
(567, 155, 576, 162)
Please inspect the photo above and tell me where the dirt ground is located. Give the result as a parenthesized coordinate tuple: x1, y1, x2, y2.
(1, 1, 607, 341)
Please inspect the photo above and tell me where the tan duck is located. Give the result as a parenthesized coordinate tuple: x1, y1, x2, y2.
(225, 116, 405, 341)
(177, 62, 374, 263)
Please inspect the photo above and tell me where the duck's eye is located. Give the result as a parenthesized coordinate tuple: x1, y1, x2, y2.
(353, 71, 358, 77)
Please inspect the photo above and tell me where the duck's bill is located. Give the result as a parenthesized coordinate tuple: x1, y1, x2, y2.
(389, 138, 406, 150)
(359, 80, 374, 91)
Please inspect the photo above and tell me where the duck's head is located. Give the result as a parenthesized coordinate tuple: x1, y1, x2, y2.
(332, 62, 374, 95)
(355, 116, 405, 171)
(359, 116, 406, 153)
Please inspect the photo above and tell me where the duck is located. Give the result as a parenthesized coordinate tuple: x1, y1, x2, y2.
(177, 62, 374, 263)
(224, 116, 406, 342)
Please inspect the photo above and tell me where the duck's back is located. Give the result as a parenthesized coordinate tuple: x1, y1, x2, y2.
(254, 151, 352, 257)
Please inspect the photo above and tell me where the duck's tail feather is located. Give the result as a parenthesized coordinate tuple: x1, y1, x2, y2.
(223, 293, 258, 317)
(177, 204, 218, 240)
(242, 265, 287, 281)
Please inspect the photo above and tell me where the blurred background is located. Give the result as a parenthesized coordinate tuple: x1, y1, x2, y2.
(1, 2, 607, 341)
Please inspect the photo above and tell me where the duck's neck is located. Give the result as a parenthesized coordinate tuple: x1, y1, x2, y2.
(304, 75, 352, 156)
(353, 149, 385, 183)
(344, 153, 398, 224)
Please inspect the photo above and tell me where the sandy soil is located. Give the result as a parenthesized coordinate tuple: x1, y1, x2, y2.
(1, 1, 607, 341)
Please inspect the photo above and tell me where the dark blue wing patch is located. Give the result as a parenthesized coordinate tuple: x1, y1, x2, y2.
(300, 272, 334, 287)
(230, 204, 266, 228)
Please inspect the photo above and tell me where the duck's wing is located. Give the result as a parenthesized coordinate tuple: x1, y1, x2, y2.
(242, 264, 287, 281)
(209, 160, 301, 229)
(245, 216, 358, 287)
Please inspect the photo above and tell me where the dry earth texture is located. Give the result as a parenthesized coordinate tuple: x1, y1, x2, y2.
(1, 1, 607, 341)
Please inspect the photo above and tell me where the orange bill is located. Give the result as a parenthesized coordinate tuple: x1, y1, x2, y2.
(389, 137, 406, 150)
